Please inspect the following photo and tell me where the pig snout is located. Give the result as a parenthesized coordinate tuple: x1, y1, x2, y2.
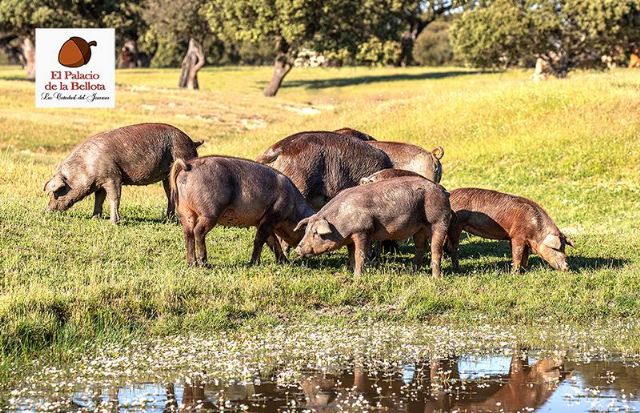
(555, 257, 570, 272)
(295, 243, 312, 258)
(46, 196, 72, 212)
(543, 250, 570, 271)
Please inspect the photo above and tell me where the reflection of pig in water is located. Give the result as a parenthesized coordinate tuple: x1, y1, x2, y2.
(44, 123, 202, 224)
(460, 351, 568, 412)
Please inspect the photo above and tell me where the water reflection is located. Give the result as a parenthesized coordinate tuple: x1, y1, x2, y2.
(33, 350, 640, 412)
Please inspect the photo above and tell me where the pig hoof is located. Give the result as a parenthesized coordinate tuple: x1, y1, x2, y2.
(91, 213, 102, 219)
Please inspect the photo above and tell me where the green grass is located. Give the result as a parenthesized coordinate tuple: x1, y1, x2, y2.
(0, 65, 639, 366)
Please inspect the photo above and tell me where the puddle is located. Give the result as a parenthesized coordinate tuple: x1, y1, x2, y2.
(3, 323, 640, 412)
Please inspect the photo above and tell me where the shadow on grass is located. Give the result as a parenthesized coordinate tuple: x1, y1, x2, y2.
(292, 253, 350, 271)
(373, 238, 630, 275)
(568, 256, 630, 272)
(454, 239, 630, 273)
(119, 215, 174, 225)
(278, 70, 484, 90)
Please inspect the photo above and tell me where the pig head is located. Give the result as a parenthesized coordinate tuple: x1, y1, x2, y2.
(533, 231, 574, 271)
(294, 216, 346, 257)
(44, 170, 92, 212)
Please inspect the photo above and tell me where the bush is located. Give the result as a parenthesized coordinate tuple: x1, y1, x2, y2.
(413, 20, 454, 66)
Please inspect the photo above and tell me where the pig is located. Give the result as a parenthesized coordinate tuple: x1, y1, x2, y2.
(360, 168, 426, 254)
(256, 131, 392, 210)
(359, 168, 424, 185)
(44, 123, 202, 224)
(255, 129, 375, 165)
(334, 127, 445, 183)
(169, 156, 315, 266)
(447, 188, 575, 273)
(294, 176, 452, 278)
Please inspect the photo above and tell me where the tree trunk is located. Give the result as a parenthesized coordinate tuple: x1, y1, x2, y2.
(263, 52, 292, 97)
(532, 53, 570, 81)
(0, 34, 22, 65)
(117, 39, 138, 68)
(396, 20, 429, 67)
(178, 38, 205, 90)
(21, 36, 36, 80)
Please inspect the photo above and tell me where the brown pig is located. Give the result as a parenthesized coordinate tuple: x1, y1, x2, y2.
(170, 156, 315, 266)
(359, 168, 424, 185)
(255, 131, 392, 210)
(448, 188, 575, 273)
(360, 168, 426, 254)
(334, 127, 445, 183)
(254, 129, 374, 165)
(294, 176, 452, 278)
(44, 123, 202, 224)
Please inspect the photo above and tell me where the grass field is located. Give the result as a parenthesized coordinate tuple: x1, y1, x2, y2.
(0, 65, 639, 368)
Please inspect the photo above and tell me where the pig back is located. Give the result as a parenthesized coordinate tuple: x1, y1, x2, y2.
(448, 187, 558, 238)
(268, 132, 392, 209)
(89, 123, 198, 185)
(316, 176, 450, 238)
(177, 156, 306, 227)
(367, 141, 442, 183)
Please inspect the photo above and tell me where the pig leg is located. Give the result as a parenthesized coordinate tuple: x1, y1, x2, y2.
(194, 216, 216, 266)
(351, 233, 370, 279)
(413, 229, 428, 271)
(179, 211, 197, 266)
(92, 188, 107, 219)
(347, 243, 356, 270)
(162, 178, 175, 220)
(447, 224, 463, 272)
(430, 224, 448, 278)
(183, 226, 196, 266)
(522, 246, 530, 270)
(511, 239, 527, 274)
(251, 224, 276, 265)
(266, 234, 288, 264)
(104, 181, 122, 224)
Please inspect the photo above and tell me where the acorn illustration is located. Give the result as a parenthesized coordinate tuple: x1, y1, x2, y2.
(58, 37, 97, 68)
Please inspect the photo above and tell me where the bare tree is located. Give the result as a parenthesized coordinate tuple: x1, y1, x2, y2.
(263, 37, 293, 97)
(178, 38, 205, 89)
(21, 36, 35, 79)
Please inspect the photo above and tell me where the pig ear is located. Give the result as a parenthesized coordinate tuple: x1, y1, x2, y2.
(543, 233, 562, 250)
(316, 219, 332, 235)
(44, 174, 66, 193)
(431, 146, 444, 160)
(293, 217, 310, 233)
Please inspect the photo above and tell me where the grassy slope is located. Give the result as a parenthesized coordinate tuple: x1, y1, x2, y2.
(0, 65, 639, 359)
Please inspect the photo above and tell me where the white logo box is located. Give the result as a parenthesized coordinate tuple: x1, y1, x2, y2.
(35, 28, 115, 108)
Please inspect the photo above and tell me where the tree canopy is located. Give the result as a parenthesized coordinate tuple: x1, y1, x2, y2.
(450, 0, 640, 76)
(203, 0, 414, 96)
